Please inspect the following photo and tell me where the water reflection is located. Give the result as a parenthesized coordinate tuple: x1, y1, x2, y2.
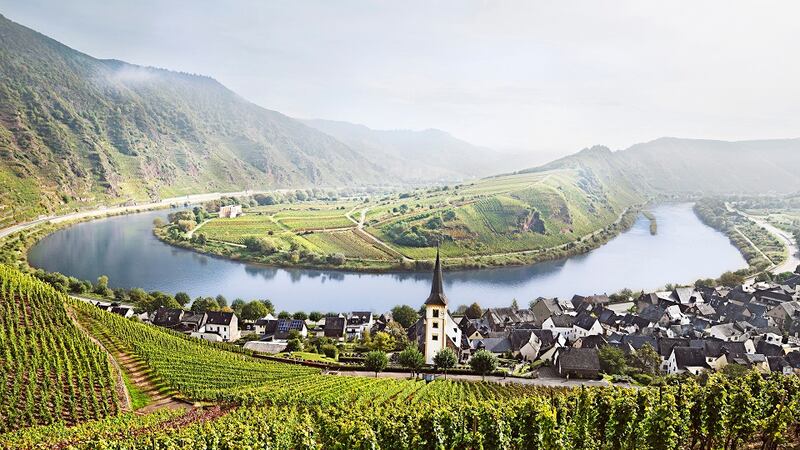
(28, 203, 747, 312)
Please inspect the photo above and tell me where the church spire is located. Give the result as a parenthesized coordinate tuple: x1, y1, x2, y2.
(425, 246, 448, 306)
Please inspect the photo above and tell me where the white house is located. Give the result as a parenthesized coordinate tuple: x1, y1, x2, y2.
(571, 313, 603, 341)
(219, 204, 243, 218)
(201, 311, 239, 342)
(542, 315, 575, 341)
(345, 311, 374, 340)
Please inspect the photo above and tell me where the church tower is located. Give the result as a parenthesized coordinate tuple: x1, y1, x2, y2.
(423, 247, 448, 364)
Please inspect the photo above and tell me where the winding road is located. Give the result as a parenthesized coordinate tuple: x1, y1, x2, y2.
(744, 213, 800, 275)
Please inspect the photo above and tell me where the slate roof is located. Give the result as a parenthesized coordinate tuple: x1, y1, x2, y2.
(658, 337, 690, 357)
(476, 337, 512, 353)
(205, 311, 235, 326)
(756, 340, 784, 357)
(767, 356, 790, 372)
(558, 348, 600, 372)
(673, 346, 708, 369)
(573, 312, 598, 331)
(508, 330, 537, 352)
(152, 308, 183, 327)
(546, 314, 574, 328)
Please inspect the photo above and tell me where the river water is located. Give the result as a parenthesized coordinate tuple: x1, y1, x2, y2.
(28, 203, 747, 312)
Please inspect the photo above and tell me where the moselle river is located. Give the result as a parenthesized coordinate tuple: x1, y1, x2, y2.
(28, 203, 747, 312)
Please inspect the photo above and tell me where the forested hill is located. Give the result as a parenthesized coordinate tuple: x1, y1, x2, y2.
(0, 14, 384, 222)
(301, 119, 524, 182)
(524, 137, 800, 195)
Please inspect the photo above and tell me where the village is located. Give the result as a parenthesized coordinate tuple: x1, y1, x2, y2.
(91, 251, 800, 384)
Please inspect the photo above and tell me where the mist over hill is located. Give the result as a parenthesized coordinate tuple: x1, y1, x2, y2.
(301, 118, 530, 182)
(526, 137, 800, 195)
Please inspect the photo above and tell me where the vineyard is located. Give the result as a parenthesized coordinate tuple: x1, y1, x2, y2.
(3, 267, 800, 448)
(301, 230, 394, 260)
(0, 266, 120, 433)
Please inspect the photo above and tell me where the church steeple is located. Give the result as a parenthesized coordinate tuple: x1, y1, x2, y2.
(425, 247, 448, 306)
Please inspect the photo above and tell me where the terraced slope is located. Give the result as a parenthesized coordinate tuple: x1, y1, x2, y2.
(0, 265, 120, 432)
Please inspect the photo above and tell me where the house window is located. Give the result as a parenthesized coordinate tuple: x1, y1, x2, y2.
(433, 321, 439, 329)
(432, 309, 439, 318)
(432, 334, 438, 341)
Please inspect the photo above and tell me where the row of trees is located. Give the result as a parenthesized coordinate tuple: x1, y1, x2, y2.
(363, 347, 498, 380)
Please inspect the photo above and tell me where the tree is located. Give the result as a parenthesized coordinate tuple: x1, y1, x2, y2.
(721, 363, 749, 379)
(384, 321, 410, 350)
(370, 331, 396, 352)
(469, 350, 498, 381)
(259, 299, 275, 315)
(286, 338, 303, 352)
(231, 299, 246, 316)
(628, 343, 661, 376)
(142, 292, 181, 312)
(364, 351, 388, 377)
(129, 288, 150, 311)
(278, 311, 291, 319)
(719, 271, 744, 287)
(398, 346, 425, 378)
(191, 297, 220, 313)
(599, 345, 628, 375)
(94, 275, 111, 297)
(215, 295, 228, 308)
(465, 302, 483, 319)
(308, 311, 323, 322)
(174, 292, 191, 307)
(242, 236, 276, 254)
(113, 288, 128, 303)
(241, 301, 269, 321)
(511, 299, 519, 310)
(293, 311, 308, 320)
(391, 305, 420, 328)
(153, 217, 166, 228)
(433, 348, 457, 379)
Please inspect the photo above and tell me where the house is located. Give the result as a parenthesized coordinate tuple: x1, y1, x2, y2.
(507, 329, 543, 361)
(572, 313, 603, 340)
(555, 347, 600, 379)
(481, 307, 537, 331)
(667, 346, 709, 375)
(109, 305, 134, 318)
(219, 204, 243, 218)
(151, 307, 184, 328)
(407, 249, 464, 364)
(175, 311, 207, 333)
(202, 311, 239, 342)
(251, 314, 278, 335)
(766, 301, 800, 331)
(530, 298, 562, 326)
(259, 319, 308, 341)
(542, 314, 575, 340)
(323, 315, 347, 340)
(346, 312, 374, 339)
(767, 356, 794, 375)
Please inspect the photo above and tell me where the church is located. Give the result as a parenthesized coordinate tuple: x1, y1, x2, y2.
(407, 248, 464, 364)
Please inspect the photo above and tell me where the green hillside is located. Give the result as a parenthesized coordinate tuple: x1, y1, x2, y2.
(160, 158, 646, 270)
(0, 14, 384, 225)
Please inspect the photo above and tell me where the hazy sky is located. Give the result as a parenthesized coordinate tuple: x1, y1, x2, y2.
(3, 0, 799, 156)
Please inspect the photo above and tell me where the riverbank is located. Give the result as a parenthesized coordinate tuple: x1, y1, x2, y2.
(693, 199, 789, 277)
(152, 206, 642, 273)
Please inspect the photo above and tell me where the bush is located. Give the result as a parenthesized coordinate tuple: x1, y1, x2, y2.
(286, 338, 303, 352)
(631, 373, 653, 385)
(321, 344, 338, 359)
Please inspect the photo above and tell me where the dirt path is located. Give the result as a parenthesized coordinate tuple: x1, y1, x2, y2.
(69, 304, 191, 415)
(66, 307, 132, 413)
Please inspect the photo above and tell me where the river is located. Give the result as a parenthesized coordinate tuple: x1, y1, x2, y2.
(28, 203, 747, 312)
